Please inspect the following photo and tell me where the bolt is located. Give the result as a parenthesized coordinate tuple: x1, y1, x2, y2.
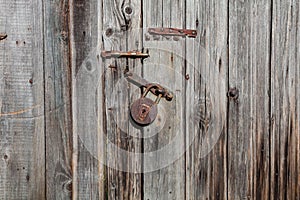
(185, 74, 190, 80)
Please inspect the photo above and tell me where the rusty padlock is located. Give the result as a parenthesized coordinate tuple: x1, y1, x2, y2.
(130, 84, 162, 126)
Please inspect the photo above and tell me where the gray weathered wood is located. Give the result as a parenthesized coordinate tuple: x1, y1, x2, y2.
(1, 0, 300, 199)
(44, 0, 73, 199)
(103, 0, 142, 199)
(271, 1, 300, 199)
(0, 0, 45, 199)
(70, 0, 104, 199)
(186, 0, 228, 199)
(143, 0, 186, 199)
(228, 0, 271, 199)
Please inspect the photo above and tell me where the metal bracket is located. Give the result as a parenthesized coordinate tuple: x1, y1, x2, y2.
(148, 28, 197, 38)
(101, 51, 149, 59)
(125, 71, 173, 101)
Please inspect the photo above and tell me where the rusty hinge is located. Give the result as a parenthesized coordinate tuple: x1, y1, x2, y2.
(101, 51, 149, 59)
(148, 28, 197, 38)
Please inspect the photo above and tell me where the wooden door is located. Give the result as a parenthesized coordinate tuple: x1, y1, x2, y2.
(0, 0, 299, 199)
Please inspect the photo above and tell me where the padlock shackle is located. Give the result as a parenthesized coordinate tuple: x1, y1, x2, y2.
(141, 84, 159, 98)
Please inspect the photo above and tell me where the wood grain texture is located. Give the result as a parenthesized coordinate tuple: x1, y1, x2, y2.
(1, 0, 300, 199)
(44, 0, 73, 199)
(103, 0, 142, 199)
(228, 0, 271, 199)
(185, 0, 228, 199)
(0, 0, 45, 199)
(142, 0, 186, 199)
(70, 0, 103, 199)
(271, 0, 300, 199)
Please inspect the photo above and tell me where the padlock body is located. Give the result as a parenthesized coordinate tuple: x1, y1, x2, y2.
(130, 97, 158, 126)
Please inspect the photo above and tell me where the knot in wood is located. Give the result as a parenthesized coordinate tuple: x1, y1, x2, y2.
(227, 87, 239, 100)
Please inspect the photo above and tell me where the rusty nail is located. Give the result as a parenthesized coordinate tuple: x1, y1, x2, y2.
(108, 65, 117, 69)
(185, 74, 190, 80)
(29, 79, 33, 84)
(173, 36, 180, 41)
(0, 34, 7, 41)
(145, 34, 151, 41)
(196, 19, 199, 27)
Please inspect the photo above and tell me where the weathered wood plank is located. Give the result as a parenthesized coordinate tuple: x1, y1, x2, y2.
(70, 0, 104, 199)
(0, 0, 45, 199)
(228, 0, 271, 199)
(271, 1, 300, 199)
(103, 0, 142, 199)
(44, 0, 73, 199)
(124, 0, 143, 198)
(185, 0, 228, 199)
(143, 0, 186, 199)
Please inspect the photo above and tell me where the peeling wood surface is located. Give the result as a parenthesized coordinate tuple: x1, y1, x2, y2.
(0, 0, 299, 199)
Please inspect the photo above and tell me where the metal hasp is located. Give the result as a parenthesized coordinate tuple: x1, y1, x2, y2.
(126, 71, 173, 126)
(101, 50, 149, 59)
(125, 71, 173, 101)
(148, 28, 197, 38)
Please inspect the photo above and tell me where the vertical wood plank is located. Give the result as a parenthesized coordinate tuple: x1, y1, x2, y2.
(143, 0, 186, 199)
(271, 0, 300, 199)
(44, 0, 73, 199)
(228, 0, 271, 199)
(103, 0, 142, 198)
(0, 0, 45, 199)
(71, 0, 104, 199)
(186, 0, 228, 199)
(124, 0, 143, 198)
(71, 0, 143, 199)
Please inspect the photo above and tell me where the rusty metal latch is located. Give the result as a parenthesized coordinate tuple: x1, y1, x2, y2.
(0, 34, 8, 41)
(101, 51, 149, 59)
(125, 71, 173, 101)
(125, 71, 173, 126)
(148, 28, 197, 38)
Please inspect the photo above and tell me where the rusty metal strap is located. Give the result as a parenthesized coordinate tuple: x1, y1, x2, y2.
(148, 28, 197, 38)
